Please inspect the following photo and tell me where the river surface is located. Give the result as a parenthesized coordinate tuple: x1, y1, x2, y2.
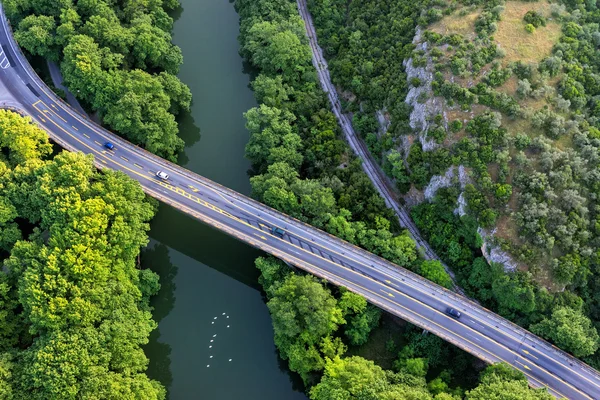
(143, 0, 307, 398)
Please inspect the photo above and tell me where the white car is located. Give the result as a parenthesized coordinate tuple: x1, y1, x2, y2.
(156, 170, 169, 180)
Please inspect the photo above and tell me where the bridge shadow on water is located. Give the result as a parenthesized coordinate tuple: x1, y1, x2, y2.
(148, 201, 265, 290)
(142, 203, 308, 399)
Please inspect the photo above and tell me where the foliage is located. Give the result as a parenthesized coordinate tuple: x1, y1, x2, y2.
(466, 363, 553, 400)
(523, 11, 547, 28)
(0, 111, 162, 399)
(7, 0, 190, 161)
(531, 307, 599, 358)
(419, 260, 453, 289)
(310, 356, 431, 400)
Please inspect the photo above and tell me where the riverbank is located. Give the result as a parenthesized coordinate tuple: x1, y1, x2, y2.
(142, 0, 307, 398)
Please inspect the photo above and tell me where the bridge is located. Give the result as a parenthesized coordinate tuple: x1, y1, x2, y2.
(0, 5, 598, 399)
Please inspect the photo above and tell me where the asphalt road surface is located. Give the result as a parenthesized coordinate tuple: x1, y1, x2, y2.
(0, 5, 599, 399)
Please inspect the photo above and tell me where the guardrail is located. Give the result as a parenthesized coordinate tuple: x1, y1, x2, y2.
(2, 4, 599, 389)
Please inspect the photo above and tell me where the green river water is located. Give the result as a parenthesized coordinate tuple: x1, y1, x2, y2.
(143, 0, 307, 398)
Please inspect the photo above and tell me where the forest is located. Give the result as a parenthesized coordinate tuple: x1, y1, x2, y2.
(0, 110, 162, 399)
(3, 0, 598, 397)
(307, 0, 600, 371)
(4, 0, 192, 161)
(235, 0, 564, 396)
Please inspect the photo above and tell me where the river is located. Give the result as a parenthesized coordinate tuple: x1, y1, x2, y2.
(142, 0, 307, 398)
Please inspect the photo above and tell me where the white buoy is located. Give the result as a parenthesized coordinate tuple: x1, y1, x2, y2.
(227, 325, 230, 328)
(210, 356, 213, 358)
(226, 316, 229, 319)
(214, 317, 217, 320)
(213, 334, 217, 337)
(222, 313, 226, 315)
(229, 359, 232, 362)
(209, 345, 212, 348)
(211, 322, 214, 324)
(210, 340, 213, 343)
(207, 365, 210, 367)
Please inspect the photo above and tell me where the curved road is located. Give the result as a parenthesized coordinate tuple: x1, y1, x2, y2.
(0, 6, 598, 399)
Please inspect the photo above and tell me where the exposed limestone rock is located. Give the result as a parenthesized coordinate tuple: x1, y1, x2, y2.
(403, 28, 443, 152)
(424, 166, 455, 200)
(478, 227, 520, 272)
(376, 108, 391, 135)
(455, 192, 467, 216)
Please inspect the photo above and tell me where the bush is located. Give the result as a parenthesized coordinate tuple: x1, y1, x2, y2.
(523, 10, 546, 28)
(525, 24, 536, 34)
(450, 120, 463, 132)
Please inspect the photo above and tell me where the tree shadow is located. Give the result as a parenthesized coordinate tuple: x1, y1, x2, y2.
(176, 109, 202, 165)
(142, 243, 179, 396)
(276, 352, 308, 394)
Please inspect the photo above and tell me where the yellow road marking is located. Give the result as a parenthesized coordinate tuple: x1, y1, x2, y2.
(32, 99, 580, 398)
(134, 163, 143, 169)
(37, 114, 46, 123)
(522, 349, 539, 360)
(380, 289, 394, 298)
(94, 140, 101, 146)
(72, 125, 78, 131)
(30, 98, 589, 400)
(120, 156, 129, 162)
(254, 233, 267, 240)
(191, 172, 596, 393)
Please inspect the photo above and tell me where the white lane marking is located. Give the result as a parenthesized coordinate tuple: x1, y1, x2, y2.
(0, 49, 9, 69)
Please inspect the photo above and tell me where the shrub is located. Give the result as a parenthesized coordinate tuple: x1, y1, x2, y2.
(523, 10, 546, 28)
(525, 24, 536, 34)
(450, 120, 463, 132)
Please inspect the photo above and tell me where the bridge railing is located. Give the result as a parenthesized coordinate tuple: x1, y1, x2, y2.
(2, 4, 599, 384)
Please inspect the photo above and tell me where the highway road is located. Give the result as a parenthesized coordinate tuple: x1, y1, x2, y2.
(0, 5, 599, 398)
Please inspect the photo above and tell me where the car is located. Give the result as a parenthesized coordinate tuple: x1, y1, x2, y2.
(271, 226, 285, 238)
(156, 170, 170, 180)
(104, 142, 115, 150)
(446, 307, 461, 319)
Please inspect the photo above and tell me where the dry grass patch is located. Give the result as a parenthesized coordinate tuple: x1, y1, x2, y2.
(496, 75, 519, 96)
(495, 215, 521, 243)
(555, 133, 573, 151)
(495, 1, 562, 64)
(430, 9, 480, 38)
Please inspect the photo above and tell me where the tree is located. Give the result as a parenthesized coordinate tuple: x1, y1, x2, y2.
(492, 272, 536, 316)
(530, 307, 599, 357)
(0, 111, 162, 398)
(252, 74, 292, 109)
(419, 260, 453, 289)
(242, 18, 311, 82)
(310, 356, 431, 400)
(338, 290, 381, 346)
(15, 15, 58, 60)
(467, 363, 553, 400)
(267, 274, 344, 383)
(244, 105, 298, 168)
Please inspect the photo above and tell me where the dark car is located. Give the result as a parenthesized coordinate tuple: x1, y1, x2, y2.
(446, 307, 461, 319)
(104, 142, 115, 150)
(271, 226, 285, 238)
